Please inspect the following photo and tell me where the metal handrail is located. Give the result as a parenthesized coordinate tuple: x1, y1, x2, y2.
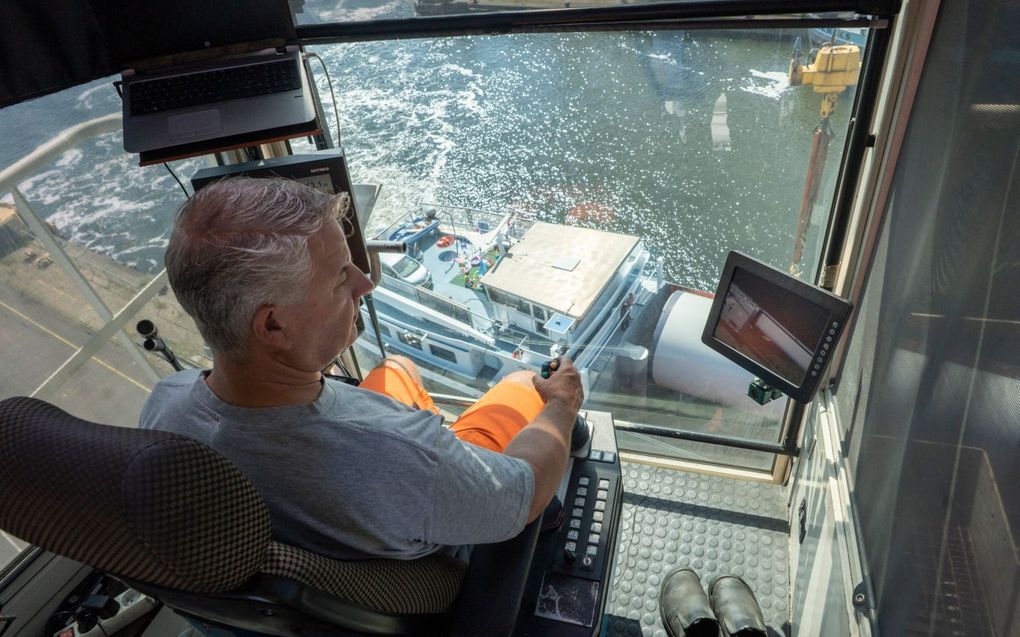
(373, 202, 526, 241)
(0, 113, 122, 194)
(0, 113, 168, 397)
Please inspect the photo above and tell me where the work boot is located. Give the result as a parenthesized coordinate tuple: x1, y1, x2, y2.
(659, 568, 719, 637)
(709, 575, 767, 637)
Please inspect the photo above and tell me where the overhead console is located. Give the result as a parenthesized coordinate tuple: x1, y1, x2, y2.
(701, 251, 853, 404)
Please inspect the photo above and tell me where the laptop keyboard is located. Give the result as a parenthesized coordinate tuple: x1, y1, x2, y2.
(129, 59, 302, 116)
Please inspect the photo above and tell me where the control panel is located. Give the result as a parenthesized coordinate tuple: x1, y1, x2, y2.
(513, 410, 622, 636)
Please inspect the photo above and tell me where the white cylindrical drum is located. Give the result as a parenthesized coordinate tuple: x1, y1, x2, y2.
(651, 290, 783, 414)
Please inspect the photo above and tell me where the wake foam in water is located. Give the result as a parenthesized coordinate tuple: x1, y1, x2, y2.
(11, 30, 846, 287)
(741, 70, 790, 99)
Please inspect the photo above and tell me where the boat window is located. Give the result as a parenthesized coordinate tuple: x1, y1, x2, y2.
(334, 25, 871, 470)
(391, 255, 421, 278)
(429, 344, 458, 363)
(486, 287, 511, 307)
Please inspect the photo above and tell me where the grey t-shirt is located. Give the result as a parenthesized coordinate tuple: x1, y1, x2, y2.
(139, 369, 534, 561)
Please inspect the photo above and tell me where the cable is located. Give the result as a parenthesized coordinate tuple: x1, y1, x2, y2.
(307, 52, 344, 149)
(330, 355, 351, 377)
(163, 163, 190, 199)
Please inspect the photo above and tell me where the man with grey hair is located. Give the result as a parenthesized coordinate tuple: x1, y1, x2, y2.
(140, 177, 584, 562)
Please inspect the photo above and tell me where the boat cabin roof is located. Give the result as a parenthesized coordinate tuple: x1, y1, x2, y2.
(481, 222, 638, 320)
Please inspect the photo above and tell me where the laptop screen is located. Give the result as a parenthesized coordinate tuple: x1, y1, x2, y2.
(90, 0, 295, 66)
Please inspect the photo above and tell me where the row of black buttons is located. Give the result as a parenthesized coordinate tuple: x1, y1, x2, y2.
(810, 321, 841, 378)
(563, 476, 611, 570)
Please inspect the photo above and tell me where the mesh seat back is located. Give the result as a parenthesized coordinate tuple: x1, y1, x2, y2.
(263, 542, 466, 615)
(0, 396, 270, 592)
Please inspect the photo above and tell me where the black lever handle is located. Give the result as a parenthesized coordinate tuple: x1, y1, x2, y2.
(570, 415, 590, 453)
(540, 357, 560, 379)
(540, 358, 590, 452)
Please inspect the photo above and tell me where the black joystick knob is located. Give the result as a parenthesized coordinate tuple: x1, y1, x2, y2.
(540, 358, 560, 379)
(570, 415, 590, 453)
(540, 359, 589, 453)
(563, 548, 577, 565)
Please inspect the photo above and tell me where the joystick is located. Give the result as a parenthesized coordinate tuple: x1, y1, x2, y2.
(540, 358, 560, 379)
(570, 415, 591, 454)
(540, 358, 591, 456)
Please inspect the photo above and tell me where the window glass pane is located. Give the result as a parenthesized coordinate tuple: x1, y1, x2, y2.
(429, 344, 458, 363)
(42, 336, 154, 427)
(330, 26, 866, 467)
(293, 2, 864, 27)
(0, 213, 105, 396)
(849, 2, 1020, 632)
(0, 79, 212, 572)
(393, 255, 421, 278)
(0, 533, 26, 576)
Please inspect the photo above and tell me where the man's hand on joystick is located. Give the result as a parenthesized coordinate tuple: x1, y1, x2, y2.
(533, 357, 589, 453)
(532, 356, 583, 414)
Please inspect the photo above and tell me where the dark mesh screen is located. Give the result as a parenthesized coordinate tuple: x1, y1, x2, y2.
(845, 1, 1020, 634)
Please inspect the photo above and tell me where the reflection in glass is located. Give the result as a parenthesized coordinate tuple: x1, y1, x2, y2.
(319, 28, 861, 466)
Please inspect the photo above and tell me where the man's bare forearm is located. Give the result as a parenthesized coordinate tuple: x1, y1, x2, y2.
(504, 398, 577, 522)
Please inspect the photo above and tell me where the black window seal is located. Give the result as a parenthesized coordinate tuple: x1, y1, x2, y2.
(295, 0, 899, 45)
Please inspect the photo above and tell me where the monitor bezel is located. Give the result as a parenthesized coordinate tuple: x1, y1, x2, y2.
(701, 251, 853, 404)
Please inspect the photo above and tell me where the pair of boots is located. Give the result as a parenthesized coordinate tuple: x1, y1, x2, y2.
(659, 569, 767, 637)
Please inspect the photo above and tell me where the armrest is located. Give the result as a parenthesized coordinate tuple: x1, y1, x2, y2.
(447, 519, 542, 637)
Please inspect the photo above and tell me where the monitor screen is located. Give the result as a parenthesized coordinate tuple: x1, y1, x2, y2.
(702, 252, 853, 403)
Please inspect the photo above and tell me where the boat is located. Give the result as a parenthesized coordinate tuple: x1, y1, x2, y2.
(360, 203, 657, 394)
(809, 27, 868, 47)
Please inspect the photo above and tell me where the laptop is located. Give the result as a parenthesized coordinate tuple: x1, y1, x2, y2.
(91, 0, 319, 155)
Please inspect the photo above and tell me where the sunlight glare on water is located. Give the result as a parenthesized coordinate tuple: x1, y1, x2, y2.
(1, 29, 854, 288)
(314, 31, 850, 289)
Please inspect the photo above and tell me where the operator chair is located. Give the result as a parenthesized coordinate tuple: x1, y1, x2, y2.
(0, 397, 540, 637)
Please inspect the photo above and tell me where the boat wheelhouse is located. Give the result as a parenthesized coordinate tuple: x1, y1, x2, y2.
(363, 204, 654, 390)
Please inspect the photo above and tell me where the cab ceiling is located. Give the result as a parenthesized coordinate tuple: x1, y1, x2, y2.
(1, 1, 115, 109)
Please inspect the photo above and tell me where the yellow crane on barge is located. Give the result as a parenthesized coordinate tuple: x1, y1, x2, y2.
(788, 40, 862, 271)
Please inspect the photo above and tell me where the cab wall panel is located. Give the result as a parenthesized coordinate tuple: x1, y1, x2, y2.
(845, 0, 1020, 633)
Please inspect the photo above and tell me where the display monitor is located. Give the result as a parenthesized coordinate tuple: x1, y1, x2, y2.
(190, 150, 371, 275)
(702, 252, 853, 404)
